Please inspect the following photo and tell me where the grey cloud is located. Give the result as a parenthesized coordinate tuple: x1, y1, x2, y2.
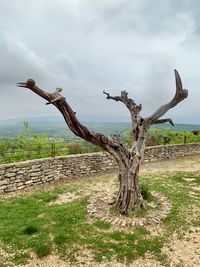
(0, 33, 50, 85)
(0, 0, 199, 123)
(84, 0, 193, 36)
(54, 54, 77, 78)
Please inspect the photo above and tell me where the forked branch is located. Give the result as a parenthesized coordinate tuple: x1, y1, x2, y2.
(146, 70, 188, 124)
(103, 90, 142, 142)
(103, 90, 142, 114)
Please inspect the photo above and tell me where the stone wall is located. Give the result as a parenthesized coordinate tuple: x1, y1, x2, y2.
(0, 143, 200, 193)
(144, 143, 200, 161)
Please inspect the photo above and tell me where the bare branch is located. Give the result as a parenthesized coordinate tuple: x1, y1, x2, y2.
(146, 70, 188, 124)
(103, 91, 122, 102)
(103, 90, 142, 113)
(17, 79, 51, 100)
(17, 79, 128, 159)
(152, 118, 174, 126)
(103, 90, 143, 145)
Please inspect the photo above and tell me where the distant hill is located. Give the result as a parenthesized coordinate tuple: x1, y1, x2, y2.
(0, 116, 199, 140)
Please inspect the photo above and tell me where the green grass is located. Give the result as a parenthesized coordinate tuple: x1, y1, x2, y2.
(0, 171, 199, 266)
(11, 252, 29, 265)
(93, 220, 111, 229)
(140, 183, 153, 201)
(23, 225, 39, 235)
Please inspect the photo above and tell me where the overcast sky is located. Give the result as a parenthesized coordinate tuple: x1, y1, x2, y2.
(0, 0, 199, 124)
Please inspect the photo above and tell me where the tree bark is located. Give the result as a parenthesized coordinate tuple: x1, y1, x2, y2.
(17, 69, 188, 216)
(116, 162, 143, 215)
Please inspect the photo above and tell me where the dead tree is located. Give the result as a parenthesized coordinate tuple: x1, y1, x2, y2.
(17, 70, 188, 215)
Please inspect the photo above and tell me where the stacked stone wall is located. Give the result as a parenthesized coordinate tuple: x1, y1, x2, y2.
(0, 143, 200, 193)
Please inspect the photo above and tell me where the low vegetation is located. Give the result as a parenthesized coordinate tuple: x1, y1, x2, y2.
(0, 170, 199, 266)
(0, 122, 199, 164)
(0, 122, 101, 164)
(124, 127, 200, 147)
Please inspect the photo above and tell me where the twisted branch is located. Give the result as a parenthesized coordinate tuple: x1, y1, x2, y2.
(17, 79, 128, 159)
(103, 90, 143, 144)
(103, 90, 142, 114)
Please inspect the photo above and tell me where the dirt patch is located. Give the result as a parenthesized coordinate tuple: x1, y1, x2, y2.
(24, 247, 158, 267)
(49, 176, 117, 205)
(183, 178, 196, 182)
(0, 245, 15, 267)
(141, 155, 200, 173)
(163, 227, 200, 267)
(181, 204, 200, 224)
(19, 250, 163, 267)
(192, 186, 200, 192)
(188, 191, 199, 199)
(49, 192, 80, 205)
(20, 254, 70, 267)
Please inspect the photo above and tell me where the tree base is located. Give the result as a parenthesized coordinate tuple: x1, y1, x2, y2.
(87, 191, 172, 230)
(115, 189, 145, 215)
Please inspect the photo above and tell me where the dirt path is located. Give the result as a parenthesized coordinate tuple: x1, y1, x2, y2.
(141, 154, 200, 173)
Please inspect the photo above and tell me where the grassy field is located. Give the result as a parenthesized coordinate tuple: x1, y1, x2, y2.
(0, 166, 200, 266)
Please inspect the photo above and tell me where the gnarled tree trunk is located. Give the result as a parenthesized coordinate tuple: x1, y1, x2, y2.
(17, 70, 188, 215)
(116, 162, 142, 215)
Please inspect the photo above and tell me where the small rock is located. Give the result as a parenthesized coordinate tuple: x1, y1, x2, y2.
(120, 219, 126, 227)
(111, 218, 120, 225)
